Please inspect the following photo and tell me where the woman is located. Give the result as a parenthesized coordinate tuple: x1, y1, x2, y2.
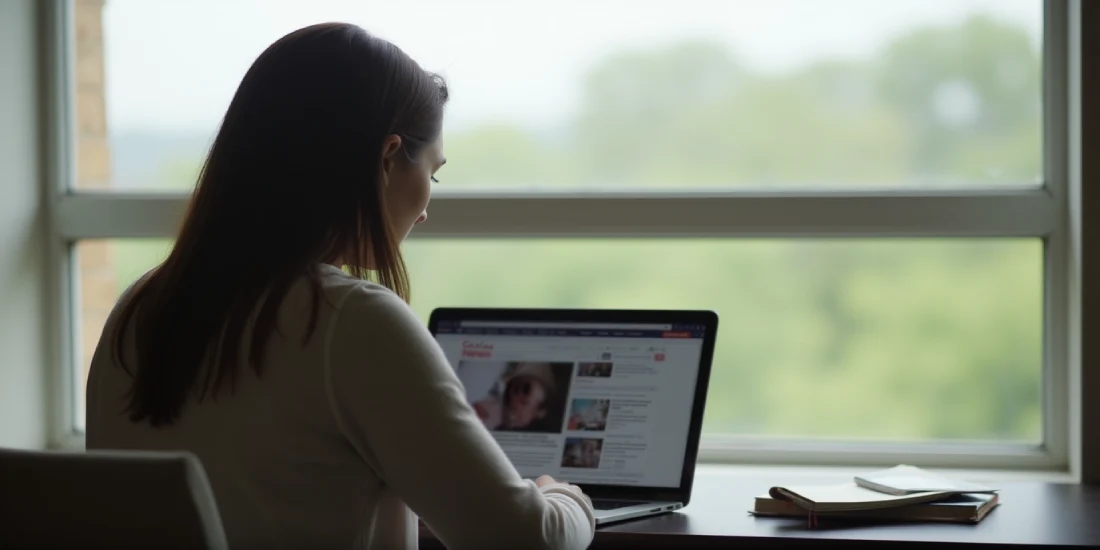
(85, 23, 595, 550)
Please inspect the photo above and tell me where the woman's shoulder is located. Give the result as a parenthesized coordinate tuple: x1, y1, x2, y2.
(315, 263, 416, 322)
(316, 264, 444, 370)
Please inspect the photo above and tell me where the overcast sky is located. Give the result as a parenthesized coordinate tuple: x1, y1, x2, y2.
(100, 0, 1041, 134)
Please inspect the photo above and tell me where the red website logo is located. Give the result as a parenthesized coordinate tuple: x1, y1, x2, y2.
(462, 341, 494, 358)
(654, 353, 666, 362)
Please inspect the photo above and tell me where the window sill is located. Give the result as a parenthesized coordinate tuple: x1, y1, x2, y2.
(52, 432, 85, 451)
(694, 463, 1077, 484)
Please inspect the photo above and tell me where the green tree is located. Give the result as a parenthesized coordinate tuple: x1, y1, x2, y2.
(878, 15, 1042, 183)
(570, 40, 912, 188)
(441, 124, 576, 188)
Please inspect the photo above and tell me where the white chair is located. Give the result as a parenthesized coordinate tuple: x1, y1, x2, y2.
(0, 447, 228, 550)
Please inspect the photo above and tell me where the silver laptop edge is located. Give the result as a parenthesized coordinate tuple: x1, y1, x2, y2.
(594, 501, 684, 525)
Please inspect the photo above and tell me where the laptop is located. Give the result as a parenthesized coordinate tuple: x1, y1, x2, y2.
(428, 307, 718, 525)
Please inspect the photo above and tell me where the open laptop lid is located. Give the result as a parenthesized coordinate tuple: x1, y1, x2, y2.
(428, 307, 718, 506)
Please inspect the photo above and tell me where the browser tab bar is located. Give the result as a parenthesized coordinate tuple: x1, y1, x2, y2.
(460, 321, 673, 331)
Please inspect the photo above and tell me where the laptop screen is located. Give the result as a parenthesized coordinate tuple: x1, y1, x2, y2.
(434, 318, 706, 488)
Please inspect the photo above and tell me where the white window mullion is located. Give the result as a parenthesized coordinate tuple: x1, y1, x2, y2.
(1039, 0, 1072, 473)
(44, 0, 77, 448)
(55, 189, 1058, 240)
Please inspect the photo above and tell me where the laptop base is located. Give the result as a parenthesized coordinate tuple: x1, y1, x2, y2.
(594, 501, 683, 525)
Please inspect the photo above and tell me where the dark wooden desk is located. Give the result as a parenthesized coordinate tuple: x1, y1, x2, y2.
(420, 473, 1100, 549)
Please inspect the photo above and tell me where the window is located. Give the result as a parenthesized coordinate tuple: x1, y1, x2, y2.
(58, 0, 1067, 469)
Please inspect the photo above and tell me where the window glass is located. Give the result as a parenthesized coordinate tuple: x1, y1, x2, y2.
(75, 237, 1042, 443)
(71, 0, 1043, 192)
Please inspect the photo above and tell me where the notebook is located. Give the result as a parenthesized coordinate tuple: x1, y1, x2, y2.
(767, 483, 951, 514)
(854, 464, 997, 496)
(752, 491, 999, 524)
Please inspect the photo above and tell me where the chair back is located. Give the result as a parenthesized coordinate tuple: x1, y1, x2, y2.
(0, 447, 228, 550)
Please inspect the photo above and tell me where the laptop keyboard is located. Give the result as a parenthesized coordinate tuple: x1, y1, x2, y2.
(592, 499, 641, 510)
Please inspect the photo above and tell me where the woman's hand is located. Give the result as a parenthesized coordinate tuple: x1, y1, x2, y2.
(535, 475, 592, 507)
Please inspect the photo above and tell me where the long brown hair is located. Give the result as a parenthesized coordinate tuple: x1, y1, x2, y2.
(111, 23, 448, 427)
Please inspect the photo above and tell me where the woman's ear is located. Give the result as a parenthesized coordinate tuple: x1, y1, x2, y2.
(379, 135, 403, 185)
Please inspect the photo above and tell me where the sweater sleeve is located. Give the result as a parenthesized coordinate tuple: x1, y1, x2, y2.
(323, 284, 595, 550)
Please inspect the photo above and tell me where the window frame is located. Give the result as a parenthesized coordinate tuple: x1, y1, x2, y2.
(42, 0, 1087, 474)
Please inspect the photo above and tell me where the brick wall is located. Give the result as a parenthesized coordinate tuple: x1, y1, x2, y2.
(74, 0, 116, 401)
